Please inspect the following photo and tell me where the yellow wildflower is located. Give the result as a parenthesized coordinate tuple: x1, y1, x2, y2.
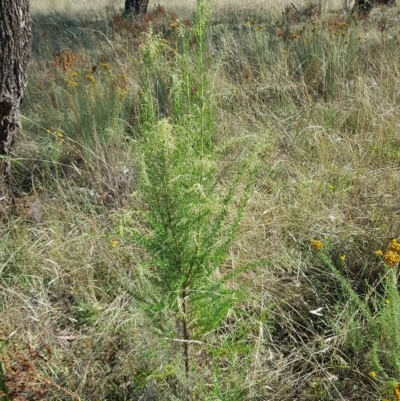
(85, 74, 96, 85)
(383, 250, 400, 267)
(100, 62, 110, 69)
(394, 382, 400, 401)
(49, 130, 64, 145)
(388, 239, 400, 253)
(65, 79, 78, 87)
(310, 239, 323, 251)
(117, 87, 128, 98)
(170, 21, 179, 29)
(340, 255, 346, 262)
(385, 299, 390, 305)
(368, 371, 377, 379)
(374, 239, 400, 267)
(110, 240, 118, 248)
(71, 71, 79, 78)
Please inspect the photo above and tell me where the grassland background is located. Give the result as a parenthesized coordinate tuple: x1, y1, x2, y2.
(2, 0, 400, 400)
(30, 0, 345, 15)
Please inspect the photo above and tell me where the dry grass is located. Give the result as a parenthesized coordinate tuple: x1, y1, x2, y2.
(30, 0, 345, 15)
(2, 0, 400, 400)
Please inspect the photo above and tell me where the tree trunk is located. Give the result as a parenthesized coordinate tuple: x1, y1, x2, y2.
(352, 0, 396, 14)
(352, 0, 376, 13)
(125, 0, 149, 15)
(0, 0, 31, 206)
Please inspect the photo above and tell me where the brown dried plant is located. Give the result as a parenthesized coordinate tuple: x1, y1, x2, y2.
(0, 343, 80, 401)
(51, 49, 87, 72)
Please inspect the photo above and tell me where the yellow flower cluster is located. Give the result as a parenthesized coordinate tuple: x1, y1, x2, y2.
(310, 238, 323, 251)
(389, 238, 400, 253)
(117, 87, 128, 98)
(65, 71, 79, 88)
(375, 239, 400, 267)
(394, 382, 400, 401)
(65, 78, 78, 87)
(85, 74, 97, 85)
(243, 20, 264, 33)
(368, 371, 377, 379)
(47, 129, 64, 146)
(383, 250, 400, 267)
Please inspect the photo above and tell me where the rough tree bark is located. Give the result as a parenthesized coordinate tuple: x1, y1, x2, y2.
(125, 0, 149, 15)
(0, 0, 31, 204)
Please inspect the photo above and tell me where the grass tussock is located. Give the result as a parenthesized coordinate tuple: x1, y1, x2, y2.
(2, 0, 400, 400)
